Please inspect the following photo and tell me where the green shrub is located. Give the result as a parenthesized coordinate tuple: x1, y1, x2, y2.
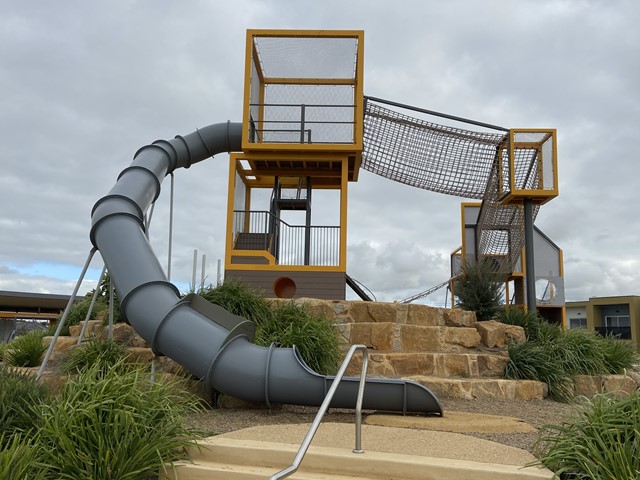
(60, 337, 128, 375)
(535, 392, 640, 479)
(556, 328, 608, 376)
(255, 301, 341, 375)
(454, 260, 504, 321)
(504, 340, 574, 402)
(37, 361, 202, 479)
(4, 330, 47, 367)
(200, 280, 273, 327)
(529, 320, 564, 344)
(0, 364, 49, 447)
(600, 334, 640, 374)
(0, 434, 47, 480)
(498, 308, 539, 339)
(0, 342, 7, 362)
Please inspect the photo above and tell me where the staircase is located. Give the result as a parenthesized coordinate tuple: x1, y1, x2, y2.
(164, 435, 554, 480)
(273, 299, 548, 401)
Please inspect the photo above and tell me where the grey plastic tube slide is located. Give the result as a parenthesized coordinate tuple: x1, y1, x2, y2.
(90, 122, 443, 415)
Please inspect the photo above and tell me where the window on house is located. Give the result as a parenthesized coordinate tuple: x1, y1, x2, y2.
(569, 317, 587, 329)
(604, 316, 631, 328)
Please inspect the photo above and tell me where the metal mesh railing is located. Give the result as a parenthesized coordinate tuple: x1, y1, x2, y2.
(233, 211, 340, 267)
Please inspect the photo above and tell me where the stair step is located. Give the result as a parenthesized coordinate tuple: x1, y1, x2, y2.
(406, 375, 548, 401)
(346, 351, 508, 378)
(340, 322, 483, 353)
(165, 437, 554, 480)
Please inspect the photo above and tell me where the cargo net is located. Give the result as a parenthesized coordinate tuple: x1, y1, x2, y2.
(362, 100, 507, 199)
(362, 98, 532, 276)
(476, 162, 539, 274)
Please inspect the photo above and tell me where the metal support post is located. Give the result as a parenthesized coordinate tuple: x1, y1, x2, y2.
(77, 263, 108, 345)
(37, 248, 97, 380)
(523, 199, 537, 313)
(167, 173, 175, 281)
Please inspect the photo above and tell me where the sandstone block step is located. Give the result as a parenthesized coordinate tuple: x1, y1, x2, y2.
(346, 351, 508, 378)
(407, 375, 548, 401)
(164, 437, 553, 480)
(338, 322, 482, 352)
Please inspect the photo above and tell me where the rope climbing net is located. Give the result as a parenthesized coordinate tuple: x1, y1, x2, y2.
(362, 98, 507, 199)
(361, 97, 538, 278)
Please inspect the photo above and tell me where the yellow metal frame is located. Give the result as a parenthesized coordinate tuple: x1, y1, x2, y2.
(499, 129, 558, 206)
(224, 154, 349, 273)
(241, 29, 365, 157)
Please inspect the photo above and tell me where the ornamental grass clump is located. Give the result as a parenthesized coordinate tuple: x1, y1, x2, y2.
(0, 364, 49, 447)
(200, 280, 274, 328)
(0, 434, 47, 480)
(37, 361, 203, 479)
(255, 301, 342, 375)
(60, 337, 128, 375)
(4, 329, 47, 367)
(535, 392, 640, 479)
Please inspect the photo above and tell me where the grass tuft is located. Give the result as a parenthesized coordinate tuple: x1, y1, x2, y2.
(200, 280, 273, 328)
(255, 301, 342, 375)
(37, 360, 203, 479)
(60, 337, 128, 375)
(4, 330, 47, 367)
(0, 364, 49, 448)
(535, 392, 640, 479)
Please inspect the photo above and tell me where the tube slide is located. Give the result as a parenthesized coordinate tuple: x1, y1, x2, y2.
(90, 122, 442, 416)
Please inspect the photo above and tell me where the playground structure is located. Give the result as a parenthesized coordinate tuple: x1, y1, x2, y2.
(40, 29, 566, 419)
(225, 30, 563, 322)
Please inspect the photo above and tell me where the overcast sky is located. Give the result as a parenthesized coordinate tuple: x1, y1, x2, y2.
(1, 0, 638, 307)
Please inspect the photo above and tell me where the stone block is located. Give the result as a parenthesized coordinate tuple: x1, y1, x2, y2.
(504, 325, 526, 345)
(443, 308, 476, 327)
(602, 375, 637, 397)
(295, 298, 336, 320)
(69, 319, 104, 338)
(347, 323, 372, 347)
(407, 304, 444, 326)
(43, 335, 79, 362)
(399, 325, 442, 351)
(125, 347, 155, 364)
(573, 375, 600, 397)
(475, 320, 508, 348)
(370, 323, 399, 351)
(96, 323, 148, 348)
(477, 353, 509, 377)
(441, 354, 475, 378)
(443, 327, 481, 349)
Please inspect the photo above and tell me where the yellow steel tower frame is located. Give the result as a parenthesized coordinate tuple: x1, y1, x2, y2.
(225, 30, 364, 299)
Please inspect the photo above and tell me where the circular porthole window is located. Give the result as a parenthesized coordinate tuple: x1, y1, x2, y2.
(535, 278, 556, 304)
(273, 277, 297, 298)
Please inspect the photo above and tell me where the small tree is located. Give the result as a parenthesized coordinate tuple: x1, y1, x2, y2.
(454, 260, 504, 321)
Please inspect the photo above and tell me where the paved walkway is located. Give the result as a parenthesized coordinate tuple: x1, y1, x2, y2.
(218, 411, 543, 468)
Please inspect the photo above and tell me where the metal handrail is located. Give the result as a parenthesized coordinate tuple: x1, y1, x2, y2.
(269, 344, 369, 480)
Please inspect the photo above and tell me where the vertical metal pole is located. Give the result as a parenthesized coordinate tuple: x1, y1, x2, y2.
(300, 104, 306, 143)
(523, 199, 537, 313)
(304, 177, 311, 265)
(200, 254, 206, 291)
(192, 249, 198, 292)
(77, 264, 108, 345)
(167, 173, 175, 281)
(108, 279, 114, 340)
(37, 248, 97, 380)
(217, 259, 222, 286)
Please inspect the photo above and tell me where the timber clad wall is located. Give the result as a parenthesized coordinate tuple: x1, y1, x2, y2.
(225, 270, 346, 300)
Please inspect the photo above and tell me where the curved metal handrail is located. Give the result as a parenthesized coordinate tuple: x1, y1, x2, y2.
(269, 344, 369, 480)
